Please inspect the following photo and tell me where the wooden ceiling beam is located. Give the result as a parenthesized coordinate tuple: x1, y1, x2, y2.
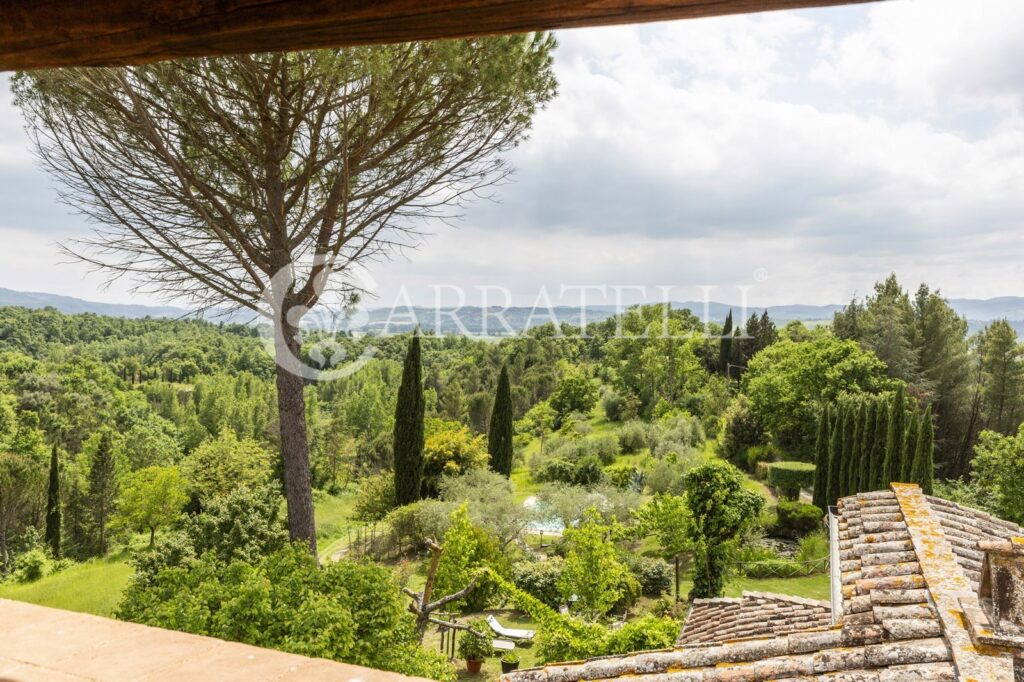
(1, 0, 878, 71)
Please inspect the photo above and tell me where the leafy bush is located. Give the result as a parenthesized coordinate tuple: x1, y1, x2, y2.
(132, 485, 287, 588)
(591, 435, 620, 465)
(119, 544, 454, 681)
(647, 413, 703, 455)
(184, 485, 289, 564)
(719, 396, 766, 467)
(604, 464, 644, 491)
(435, 505, 510, 613)
(767, 461, 815, 500)
(512, 559, 564, 609)
(13, 548, 49, 582)
(536, 455, 604, 486)
(626, 556, 672, 597)
(745, 444, 782, 475)
(353, 471, 397, 522)
(617, 421, 647, 453)
(381, 500, 451, 556)
(796, 530, 829, 563)
(574, 455, 604, 486)
(457, 620, 495, 661)
(772, 499, 823, 539)
(602, 388, 626, 422)
(537, 458, 578, 484)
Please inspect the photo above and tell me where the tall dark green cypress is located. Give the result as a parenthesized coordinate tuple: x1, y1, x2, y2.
(870, 398, 887, 489)
(841, 403, 857, 498)
(719, 310, 734, 376)
(826, 404, 842, 507)
(843, 401, 858, 497)
(487, 365, 514, 477)
(911, 405, 935, 494)
(901, 407, 919, 483)
(88, 430, 117, 556)
(812, 406, 830, 511)
(45, 443, 61, 558)
(393, 334, 425, 505)
(854, 401, 870, 494)
(882, 386, 905, 486)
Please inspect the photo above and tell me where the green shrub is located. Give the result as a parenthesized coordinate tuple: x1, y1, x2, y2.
(119, 544, 455, 681)
(604, 464, 643, 491)
(538, 458, 578, 484)
(617, 421, 647, 453)
(13, 548, 49, 583)
(457, 620, 494, 661)
(512, 559, 564, 609)
(574, 456, 604, 486)
(591, 435, 620, 465)
(719, 396, 765, 466)
(796, 530, 829, 563)
(626, 556, 672, 597)
(772, 499, 823, 539)
(745, 444, 782, 475)
(767, 461, 815, 500)
(353, 471, 397, 522)
(606, 614, 679, 652)
(741, 558, 809, 579)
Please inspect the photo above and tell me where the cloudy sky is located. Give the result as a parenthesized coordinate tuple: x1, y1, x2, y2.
(1, 0, 1023, 309)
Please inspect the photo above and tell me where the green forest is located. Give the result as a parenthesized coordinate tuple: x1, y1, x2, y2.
(2, 271, 1023, 679)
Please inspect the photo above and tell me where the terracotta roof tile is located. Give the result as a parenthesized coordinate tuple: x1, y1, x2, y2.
(503, 485, 1019, 682)
(676, 592, 832, 645)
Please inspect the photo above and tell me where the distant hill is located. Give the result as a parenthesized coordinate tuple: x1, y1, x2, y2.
(1, 287, 1022, 335)
(0, 287, 188, 319)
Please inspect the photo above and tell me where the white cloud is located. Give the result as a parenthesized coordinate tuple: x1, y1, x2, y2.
(0, 1, 1022, 309)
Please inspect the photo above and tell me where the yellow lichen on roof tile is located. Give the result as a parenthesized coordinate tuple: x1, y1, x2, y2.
(892, 484, 1015, 681)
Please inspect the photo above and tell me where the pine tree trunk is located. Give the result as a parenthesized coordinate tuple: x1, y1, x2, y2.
(274, 325, 318, 555)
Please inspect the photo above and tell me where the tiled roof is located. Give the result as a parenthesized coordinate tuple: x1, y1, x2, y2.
(503, 484, 1023, 682)
(925, 494, 1023, 590)
(676, 592, 831, 645)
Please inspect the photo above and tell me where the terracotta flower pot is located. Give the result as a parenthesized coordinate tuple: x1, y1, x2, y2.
(466, 659, 483, 673)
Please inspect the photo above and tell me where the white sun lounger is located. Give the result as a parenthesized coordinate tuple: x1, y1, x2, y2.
(487, 615, 535, 641)
(492, 639, 516, 652)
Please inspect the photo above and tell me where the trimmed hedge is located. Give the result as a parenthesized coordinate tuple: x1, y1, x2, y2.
(773, 499, 823, 539)
(767, 461, 815, 500)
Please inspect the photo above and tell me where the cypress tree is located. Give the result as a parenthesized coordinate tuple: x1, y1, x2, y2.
(88, 430, 117, 556)
(840, 402, 856, 498)
(870, 398, 887, 489)
(854, 400, 871, 494)
(487, 365, 514, 477)
(719, 310, 734, 376)
(911, 405, 935, 494)
(844, 401, 859, 497)
(826, 404, 842, 507)
(901, 407, 919, 483)
(393, 333, 425, 505)
(812, 406, 830, 511)
(882, 386, 905, 486)
(45, 443, 61, 558)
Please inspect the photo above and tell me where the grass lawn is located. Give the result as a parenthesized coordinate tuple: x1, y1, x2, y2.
(315, 489, 369, 561)
(0, 553, 133, 617)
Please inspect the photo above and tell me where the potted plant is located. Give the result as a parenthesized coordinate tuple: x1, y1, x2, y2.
(501, 652, 521, 674)
(458, 621, 494, 674)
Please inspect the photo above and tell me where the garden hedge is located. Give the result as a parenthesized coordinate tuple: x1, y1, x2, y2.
(767, 461, 816, 500)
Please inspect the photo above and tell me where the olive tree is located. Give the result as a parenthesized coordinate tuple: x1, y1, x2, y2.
(14, 39, 557, 552)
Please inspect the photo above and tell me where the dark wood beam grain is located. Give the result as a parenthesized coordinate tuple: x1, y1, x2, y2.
(0, 0, 878, 71)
